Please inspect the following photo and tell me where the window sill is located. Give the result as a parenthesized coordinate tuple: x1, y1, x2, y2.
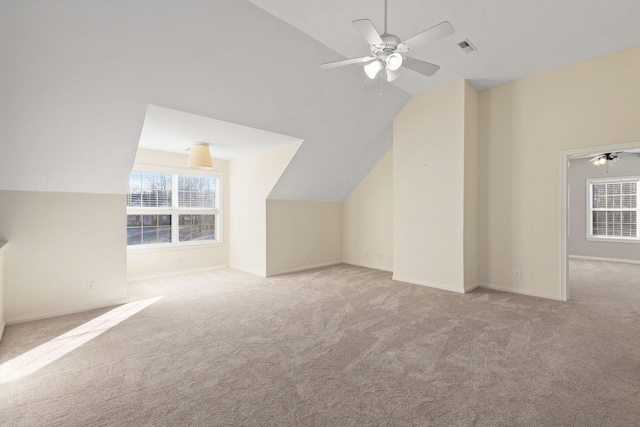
(586, 236, 640, 244)
(127, 241, 224, 254)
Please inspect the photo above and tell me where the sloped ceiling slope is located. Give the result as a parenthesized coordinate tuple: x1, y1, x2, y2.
(137, 105, 304, 160)
(0, 0, 409, 201)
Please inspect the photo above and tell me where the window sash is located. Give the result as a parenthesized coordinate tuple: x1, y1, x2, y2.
(587, 178, 640, 240)
(127, 170, 221, 247)
(127, 171, 173, 208)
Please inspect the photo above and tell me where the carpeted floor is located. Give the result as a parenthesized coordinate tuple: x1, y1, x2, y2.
(1, 260, 639, 426)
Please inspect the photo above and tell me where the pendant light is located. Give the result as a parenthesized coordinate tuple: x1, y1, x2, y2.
(187, 143, 213, 170)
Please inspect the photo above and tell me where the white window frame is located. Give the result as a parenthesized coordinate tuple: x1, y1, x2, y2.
(127, 164, 222, 251)
(586, 176, 640, 243)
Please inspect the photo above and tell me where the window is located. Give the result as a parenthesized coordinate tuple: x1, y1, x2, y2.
(587, 177, 639, 241)
(126, 170, 220, 246)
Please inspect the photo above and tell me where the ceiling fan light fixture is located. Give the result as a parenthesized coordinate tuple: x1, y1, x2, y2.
(187, 142, 213, 170)
(385, 52, 403, 71)
(364, 60, 382, 79)
(588, 151, 638, 166)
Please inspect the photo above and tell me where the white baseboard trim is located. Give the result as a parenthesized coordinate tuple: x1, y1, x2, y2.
(569, 255, 640, 265)
(267, 261, 343, 277)
(478, 283, 562, 301)
(342, 260, 393, 273)
(227, 265, 266, 278)
(127, 265, 228, 281)
(392, 275, 465, 294)
(6, 297, 130, 325)
(464, 282, 480, 293)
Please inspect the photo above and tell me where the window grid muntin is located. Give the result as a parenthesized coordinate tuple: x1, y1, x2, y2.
(178, 176, 215, 208)
(178, 214, 216, 242)
(127, 171, 172, 208)
(126, 213, 173, 246)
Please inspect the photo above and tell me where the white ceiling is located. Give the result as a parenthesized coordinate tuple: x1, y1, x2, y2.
(138, 105, 302, 159)
(249, 0, 640, 94)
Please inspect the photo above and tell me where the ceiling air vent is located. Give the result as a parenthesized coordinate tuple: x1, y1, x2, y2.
(458, 39, 477, 53)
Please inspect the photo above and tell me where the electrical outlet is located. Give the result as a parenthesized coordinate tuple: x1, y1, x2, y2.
(514, 270, 521, 279)
(86, 281, 95, 291)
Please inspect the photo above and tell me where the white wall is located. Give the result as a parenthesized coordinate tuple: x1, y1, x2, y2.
(0, 190, 128, 323)
(229, 143, 302, 276)
(478, 45, 640, 300)
(0, 241, 6, 341)
(343, 149, 394, 271)
(393, 81, 477, 293)
(568, 155, 640, 261)
(266, 200, 343, 276)
(126, 149, 230, 279)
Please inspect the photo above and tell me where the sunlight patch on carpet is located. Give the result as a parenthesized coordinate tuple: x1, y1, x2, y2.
(0, 297, 163, 384)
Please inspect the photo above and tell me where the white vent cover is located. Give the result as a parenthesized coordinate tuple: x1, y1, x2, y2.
(458, 39, 477, 53)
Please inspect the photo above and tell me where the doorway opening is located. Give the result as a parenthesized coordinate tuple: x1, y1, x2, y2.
(560, 140, 640, 301)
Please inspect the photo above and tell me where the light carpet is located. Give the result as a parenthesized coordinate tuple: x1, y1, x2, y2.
(1, 261, 639, 426)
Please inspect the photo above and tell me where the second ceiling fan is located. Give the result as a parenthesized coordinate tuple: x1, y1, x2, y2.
(320, 0, 455, 82)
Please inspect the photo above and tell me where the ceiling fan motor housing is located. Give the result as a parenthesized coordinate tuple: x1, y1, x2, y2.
(371, 33, 402, 55)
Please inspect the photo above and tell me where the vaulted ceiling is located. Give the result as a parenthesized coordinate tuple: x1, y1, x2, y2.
(1, 1, 639, 202)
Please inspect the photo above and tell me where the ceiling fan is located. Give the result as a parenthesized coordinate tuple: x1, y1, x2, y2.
(320, 0, 455, 83)
(588, 151, 640, 166)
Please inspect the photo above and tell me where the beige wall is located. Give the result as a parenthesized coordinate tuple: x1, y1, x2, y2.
(0, 190, 128, 323)
(393, 81, 468, 293)
(127, 149, 230, 279)
(478, 45, 640, 299)
(266, 200, 343, 276)
(127, 245, 229, 279)
(0, 241, 6, 340)
(343, 149, 393, 271)
(229, 143, 301, 276)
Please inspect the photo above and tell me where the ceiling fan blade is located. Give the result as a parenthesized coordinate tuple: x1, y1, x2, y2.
(620, 151, 640, 157)
(352, 19, 384, 47)
(320, 56, 375, 69)
(570, 152, 601, 159)
(402, 56, 440, 77)
(587, 155, 603, 163)
(403, 21, 455, 50)
(386, 68, 400, 82)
